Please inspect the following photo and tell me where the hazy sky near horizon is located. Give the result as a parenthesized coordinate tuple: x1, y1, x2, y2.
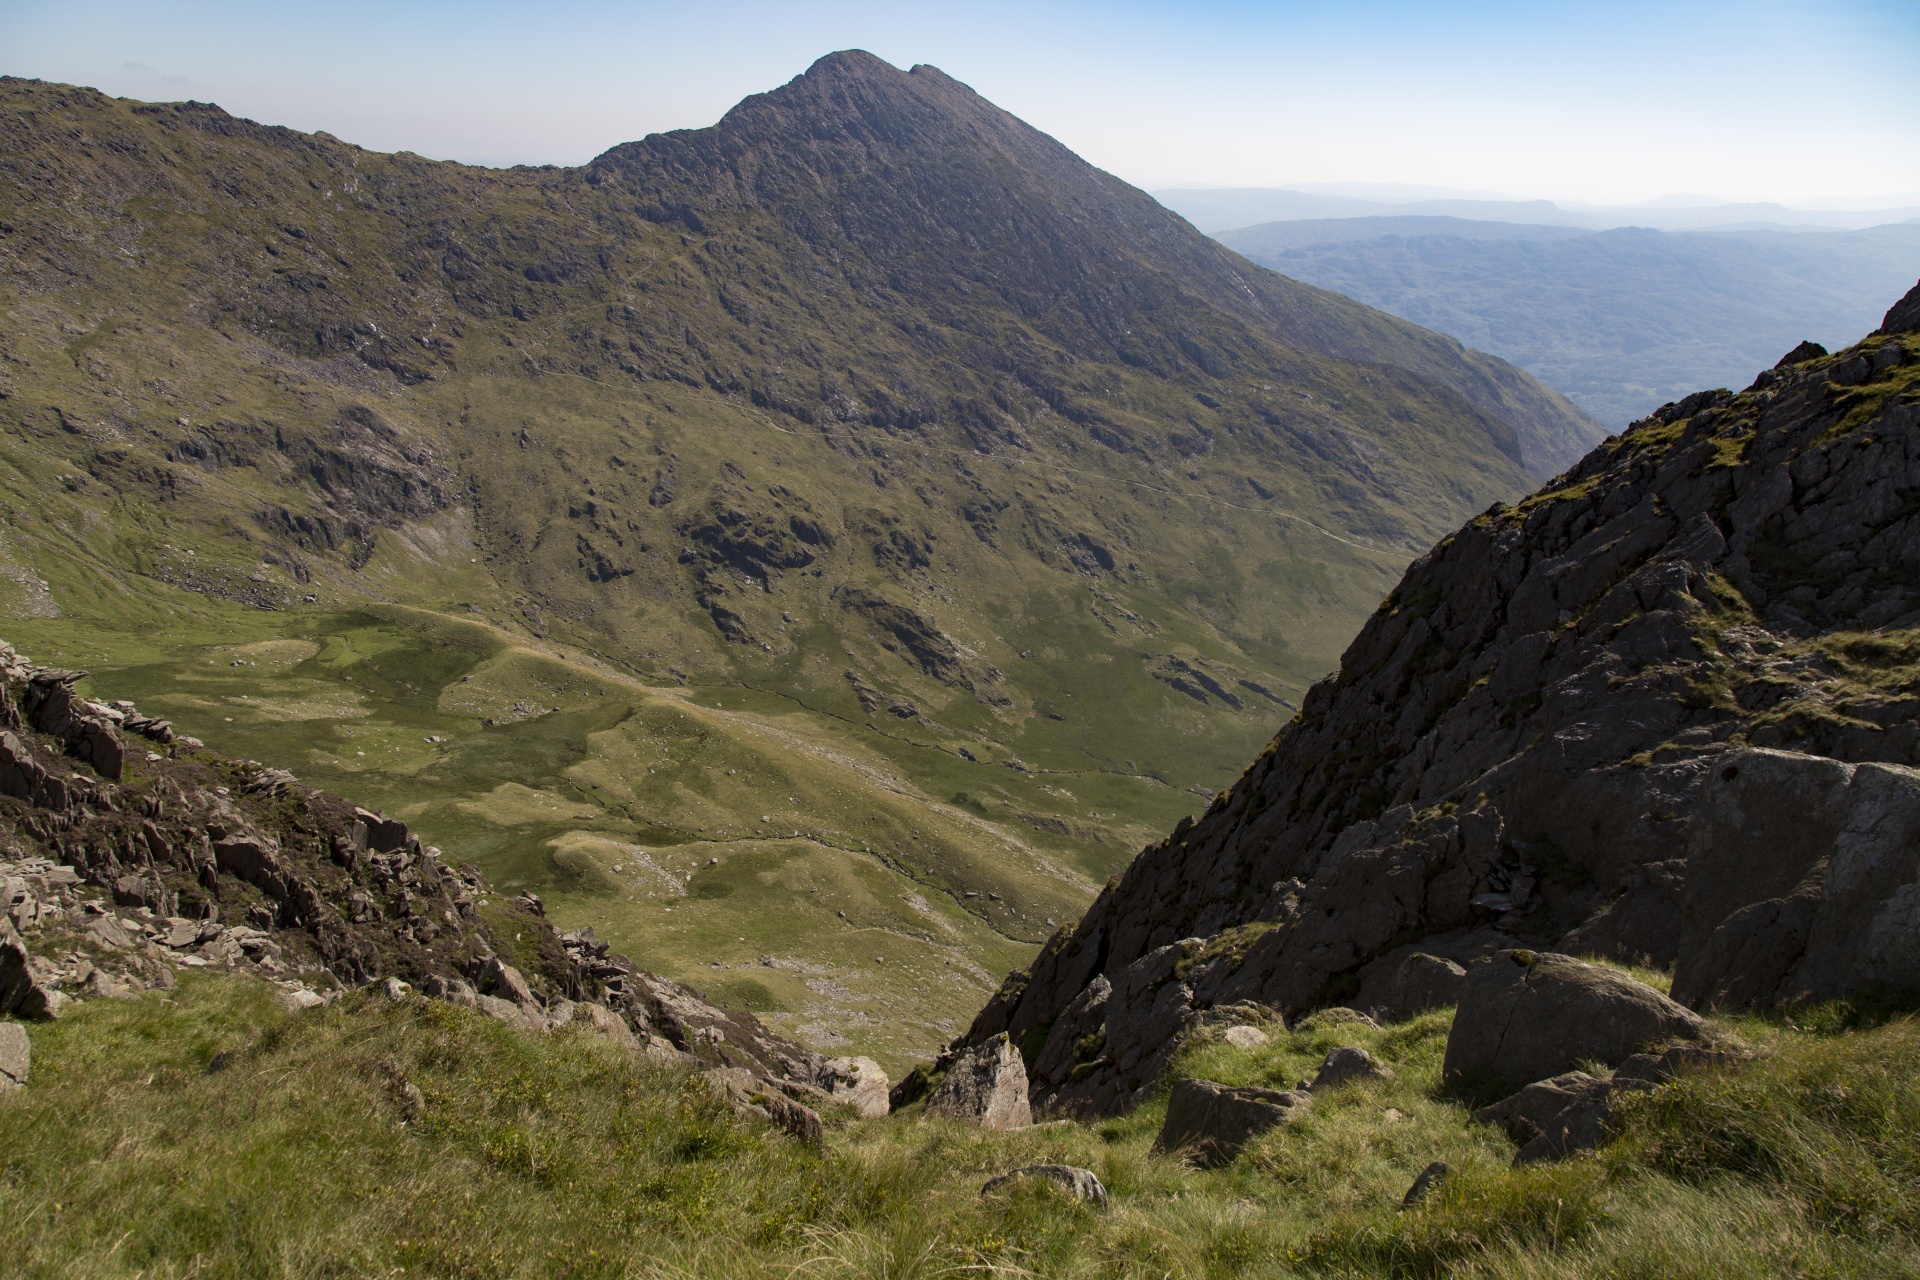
(2, 0, 1915, 206)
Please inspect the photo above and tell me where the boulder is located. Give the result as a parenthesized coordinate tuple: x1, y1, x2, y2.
(703, 1066, 825, 1147)
(354, 808, 409, 854)
(1222, 1025, 1270, 1049)
(1400, 1160, 1448, 1209)
(0, 920, 64, 1020)
(1152, 1077, 1310, 1168)
(475, 993, 548, 1035)
(568, 1001, 638, 1049)
(1474, 1044, 1752, 1166)
(1511, 1076, 1630, 1165)
(0, 1021, 28, 1090)
(1356, 951, 1467, 1023)
(818, 1055, 890, 1118)
(1674, 750, 1920, 1009)
(981, 1164, 1108, 1207)
(1310, 1046, 1392, 1091)
(923, 1032, 1031, 1129)
(1471, 1070, 1604, 1144)
(478, 957, 539, 1009)
(1443, 951, 1707, 1091)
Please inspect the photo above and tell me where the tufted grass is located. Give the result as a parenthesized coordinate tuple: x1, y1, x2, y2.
(3, 974, 1919, 1277)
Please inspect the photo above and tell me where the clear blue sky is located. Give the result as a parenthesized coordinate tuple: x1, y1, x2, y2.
(2, 0, 1915, 204)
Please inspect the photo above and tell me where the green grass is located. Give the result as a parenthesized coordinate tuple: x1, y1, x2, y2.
(5, 976, 1918, 1277)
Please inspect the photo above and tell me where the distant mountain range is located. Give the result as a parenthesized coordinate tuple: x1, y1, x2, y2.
(1185, 199, 1920, 427)
(1156, 186, 1920, 235)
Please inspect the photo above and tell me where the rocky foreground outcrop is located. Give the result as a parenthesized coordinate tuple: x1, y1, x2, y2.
(0, 641, 880, 1129)
(942, 281, 1920, 1116)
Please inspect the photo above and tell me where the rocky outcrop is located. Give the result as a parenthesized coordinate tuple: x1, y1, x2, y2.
(1442, 951, 1707, 1091)
(1472, 1044, 1751, 1165)
(1355, 951, 1468, 1024)
(0, 639, 842, 1137)
(947, 284, 1920, 1117)
(819, 1055, 891, 1118)
(703, 1067, 825, 1148)
(923, 1033, 1031, 1129)
(1152, 1077, 1310, 1167)
(981, 1164, 1109, 1206)
(1674, 749, 1920, 1009)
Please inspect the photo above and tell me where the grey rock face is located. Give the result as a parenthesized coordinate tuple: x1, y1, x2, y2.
(1356, 951, 1467, 1023)
(476, 993, 548, 1035)
(818, 1055, 890, 1118)
(1443, 951, 1707, 1090)
(0, 1021, 28, 1090)
(1152, 1077, 1310, 1167)
(1674, 748, 1920, 1009)
(925, 1033, 1031, 1129)
(1510, 1075, 1630, 1165)
(981, 1164, 1109, 1207)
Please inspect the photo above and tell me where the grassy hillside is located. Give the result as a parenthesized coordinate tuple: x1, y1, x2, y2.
(1219, 217, 1920, 426)
(0, 56, 1600, 1061)
(3, 971, 1916, 1277)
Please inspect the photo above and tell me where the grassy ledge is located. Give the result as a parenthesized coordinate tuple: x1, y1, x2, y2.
(4, 973, 1918, 1278)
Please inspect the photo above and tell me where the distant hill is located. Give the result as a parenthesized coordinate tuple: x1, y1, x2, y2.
(1215, 217, 1920, 426)
(1156, 186, 1920, 235)
(0, 54, 1598, 1062)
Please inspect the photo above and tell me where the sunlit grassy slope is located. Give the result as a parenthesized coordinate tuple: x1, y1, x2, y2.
(5, 972, 1917, 1278)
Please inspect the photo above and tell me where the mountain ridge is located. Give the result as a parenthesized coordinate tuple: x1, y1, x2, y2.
(0, 53, 1597, 1062)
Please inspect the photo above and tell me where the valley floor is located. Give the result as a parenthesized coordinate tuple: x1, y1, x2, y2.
(3, 971, 1916, 1278)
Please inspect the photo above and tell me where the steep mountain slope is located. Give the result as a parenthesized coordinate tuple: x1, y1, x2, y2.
(0, 53, 1598, 1060)
(1219, 216, 1920, 425)
(953, 282, 1920, 1114)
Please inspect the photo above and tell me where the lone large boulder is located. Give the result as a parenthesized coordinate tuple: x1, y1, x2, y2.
(924, 1032, 1030, 1129)
(1152, 1077, 1310, 1167)
(1443, 951, 1706, 1090)
(1674, 749, 1920, 1010)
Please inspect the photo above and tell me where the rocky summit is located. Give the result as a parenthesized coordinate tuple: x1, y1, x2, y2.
(948, 279, 1920, 1116)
